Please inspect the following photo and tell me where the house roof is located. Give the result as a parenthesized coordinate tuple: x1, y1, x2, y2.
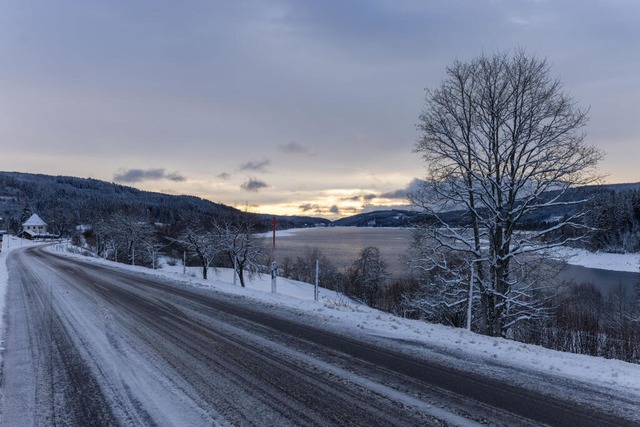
(23, 213, 47, 227)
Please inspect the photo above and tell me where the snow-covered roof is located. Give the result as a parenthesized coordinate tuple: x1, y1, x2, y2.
(23, 213, 47, 227)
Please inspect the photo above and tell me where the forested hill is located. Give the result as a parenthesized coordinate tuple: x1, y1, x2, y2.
(332, 209, 422, 227)
(0, 172, 329, 234)
(333, 182, 640, 233)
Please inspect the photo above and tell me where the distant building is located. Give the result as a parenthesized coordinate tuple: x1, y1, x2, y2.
(20, 213, 50, 240)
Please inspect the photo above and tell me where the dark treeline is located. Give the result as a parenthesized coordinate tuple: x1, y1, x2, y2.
(0, 172, 240, 235)
(0, 172, 329, 235)
(399, 251, 640, 362)
(582, 188, 640, 252)
(514, 282, 640, 362)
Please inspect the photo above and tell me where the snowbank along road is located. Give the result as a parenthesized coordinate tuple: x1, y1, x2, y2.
(1, 246, 636, 426)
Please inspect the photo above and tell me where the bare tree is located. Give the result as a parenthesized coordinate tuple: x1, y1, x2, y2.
(346, 247, 388, 307)
(412, 50, 602, 337)
(404, 229, 471, 327)
(215, 217, 266, 287)
(142, 236, 167, 270)
(43, 206, 72, 238)
(173, 217, 219, 280)
(90, 218, 111, 258)
(110, 212, 155, 266)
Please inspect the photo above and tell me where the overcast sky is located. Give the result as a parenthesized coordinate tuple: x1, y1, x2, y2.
(1, 0, 639, 218)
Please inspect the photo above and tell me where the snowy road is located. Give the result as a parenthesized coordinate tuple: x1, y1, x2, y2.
(1, 247, 635, 426)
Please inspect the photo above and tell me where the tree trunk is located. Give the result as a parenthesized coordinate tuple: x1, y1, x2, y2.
(237, 265, 245, 287)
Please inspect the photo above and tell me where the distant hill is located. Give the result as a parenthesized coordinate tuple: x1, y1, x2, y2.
(331, 209, 423, 227)
(331, 182, 640, 228)
(2, 171, 637, 234)
(0, 172, 330, 234)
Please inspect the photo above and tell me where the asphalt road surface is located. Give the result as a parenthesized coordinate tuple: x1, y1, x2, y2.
(1, 247, 637, 426)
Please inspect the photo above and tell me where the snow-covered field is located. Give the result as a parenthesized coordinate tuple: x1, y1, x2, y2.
(1, 236, 640, 419)
(552, 246, 640, 272)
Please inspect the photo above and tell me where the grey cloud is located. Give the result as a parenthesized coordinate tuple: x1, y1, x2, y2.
(113, 168, 186, 183)
(381, 179, 424, 200)
(166, 172, 186, 182)
(240, 159, 270, 172)
(299, 204, 357, 216)
(278, 142, 314, 156)
(217, 172, 231, 180)
(299, 203, 322, 213)
(241, 178, 269, 192)
(340, 206, 360, 215)
(341, 194, 378, 202)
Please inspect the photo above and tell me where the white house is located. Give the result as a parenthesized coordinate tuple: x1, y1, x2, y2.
(21, 213, 48, 239)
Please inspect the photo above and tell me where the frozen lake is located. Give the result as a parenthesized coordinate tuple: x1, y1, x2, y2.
(272, 227, 640, 295)
(557, 264, 638, 296)
(272, 227, 414, 276)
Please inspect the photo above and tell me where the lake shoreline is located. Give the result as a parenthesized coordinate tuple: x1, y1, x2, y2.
(271, 227, 640, 294)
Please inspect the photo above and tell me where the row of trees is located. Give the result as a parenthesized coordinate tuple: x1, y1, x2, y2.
(516, 282, 640, 362)
(402, 265, 640, 362)
(83, 211, 265, 287)
(173, 216, 265, 286)
(86, 212, 162, 268)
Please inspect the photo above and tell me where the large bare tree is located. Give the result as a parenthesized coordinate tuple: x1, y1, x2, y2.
(110, 212, 155, 266)
(215, 217, 265, 288)
(173, 216, 220, 280)
(412, 50, 602, 337)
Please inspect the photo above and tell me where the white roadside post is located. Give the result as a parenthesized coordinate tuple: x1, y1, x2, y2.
(271, 261, 277, 294)
(314, 259, 319, 301)
(271, 216, 277, 294)
(467, 265, 474, 331)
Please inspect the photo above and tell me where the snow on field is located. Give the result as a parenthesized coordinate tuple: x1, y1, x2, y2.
(1, 239, 640, 415)
(553, 246, 640, 272)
